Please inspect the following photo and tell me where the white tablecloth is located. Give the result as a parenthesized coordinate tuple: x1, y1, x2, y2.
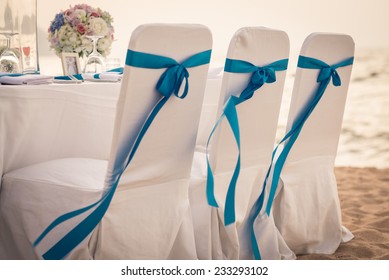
(0, 82, 121, 183)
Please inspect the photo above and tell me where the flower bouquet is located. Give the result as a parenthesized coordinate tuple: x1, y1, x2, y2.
(48, 4, 114, 58)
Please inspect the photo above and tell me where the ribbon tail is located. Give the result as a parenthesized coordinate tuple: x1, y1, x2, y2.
(205, 114, 226, 208)
(223, 97, 241, 225)
(33, 194, 105, 247)
(42, 184, 117, 260)
(224, 155, 240, 225)
(265, 79, 331, 215)
(206, 159, 218, 207)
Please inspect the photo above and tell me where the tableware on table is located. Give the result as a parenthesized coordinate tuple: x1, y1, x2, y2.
(83, 35, 106, 73)
(0, 32, 21, 73)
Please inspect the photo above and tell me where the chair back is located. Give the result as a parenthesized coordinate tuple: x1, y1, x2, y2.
(285, 33, 355, 163)
(211, 27, 289, 173)
(209, 27, 289, 223)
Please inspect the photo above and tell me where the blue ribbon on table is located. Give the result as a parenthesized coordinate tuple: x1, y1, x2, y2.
(53, 68, 124, 81)
(205, 58, 288, 226)
(54, 74, 84, 81)
(0, 73, 24, 78)
(33, 48, 211, 260)
(248, 55, 354, 260)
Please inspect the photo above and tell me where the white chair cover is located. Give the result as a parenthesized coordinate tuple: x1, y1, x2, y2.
(272, 33, 355, 254)
(189, 27, 295, 260)
(92, 24, 212, 260)
(0, 24, 212, 259)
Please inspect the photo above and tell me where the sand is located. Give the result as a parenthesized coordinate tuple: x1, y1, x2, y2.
(298, 167, 389, 260)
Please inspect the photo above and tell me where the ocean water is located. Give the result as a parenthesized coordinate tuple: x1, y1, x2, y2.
(277, 48, 389, 169)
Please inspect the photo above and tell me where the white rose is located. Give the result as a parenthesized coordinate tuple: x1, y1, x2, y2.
(88, 17, 109, 36)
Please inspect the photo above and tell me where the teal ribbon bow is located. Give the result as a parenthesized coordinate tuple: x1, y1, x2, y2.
(33, 48, 211, 260)
(248, 55, 354, 260)
(206, 58, 288, 226)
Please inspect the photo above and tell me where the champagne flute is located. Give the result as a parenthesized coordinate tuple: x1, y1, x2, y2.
(0, 32, 21, 73)
(83, 35, 106, 73)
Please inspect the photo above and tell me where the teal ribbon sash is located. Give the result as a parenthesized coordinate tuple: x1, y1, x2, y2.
(248, 55, 354, 260)
(206, 58, 288, 226)
(33, 49, 211, 260)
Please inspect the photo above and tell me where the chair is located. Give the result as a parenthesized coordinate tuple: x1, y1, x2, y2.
(0, 24, 212, 259)
(256, 33, 355, 255)
(189, 27, 295, 260)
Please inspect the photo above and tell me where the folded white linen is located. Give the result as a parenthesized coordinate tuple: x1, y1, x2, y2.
(0, 74, 53, 85)
(82, 72, 123, 82)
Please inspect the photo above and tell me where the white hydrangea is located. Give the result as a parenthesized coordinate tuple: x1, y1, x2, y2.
(74, 9, 87, 21)
(81, 37, 93, 53)
(97, 37, 111, 51)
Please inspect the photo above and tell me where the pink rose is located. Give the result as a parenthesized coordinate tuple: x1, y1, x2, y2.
(77, 24, 86, 34)
(90, 11, 100, 17)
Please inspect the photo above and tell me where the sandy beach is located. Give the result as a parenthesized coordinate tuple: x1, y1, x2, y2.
(298, 167, 389, 260)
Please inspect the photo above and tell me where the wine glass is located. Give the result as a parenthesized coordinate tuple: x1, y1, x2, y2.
(0, 32, 21, 73)
(83, 35, 106, 73)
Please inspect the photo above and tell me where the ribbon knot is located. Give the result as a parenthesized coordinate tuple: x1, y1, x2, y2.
(157, 64, 190, 98)
(251, 68, 268, 86)
(251, 67, 277, 87)
(318, 66, 341, 86)
(252, 68, 268, 85)
(239, 67, 275, 102)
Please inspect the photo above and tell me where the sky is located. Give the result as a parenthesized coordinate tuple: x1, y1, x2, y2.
(5, 0, 389, 66)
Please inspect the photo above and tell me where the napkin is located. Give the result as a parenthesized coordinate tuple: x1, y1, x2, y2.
(53, 74, 84, 83)
(82, 67, 124, 82)
(0, 74, 53, 85)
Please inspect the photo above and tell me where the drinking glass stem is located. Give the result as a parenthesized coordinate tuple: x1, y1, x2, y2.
(92, 38, 98, 54)
(6, 35, 11, 49)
